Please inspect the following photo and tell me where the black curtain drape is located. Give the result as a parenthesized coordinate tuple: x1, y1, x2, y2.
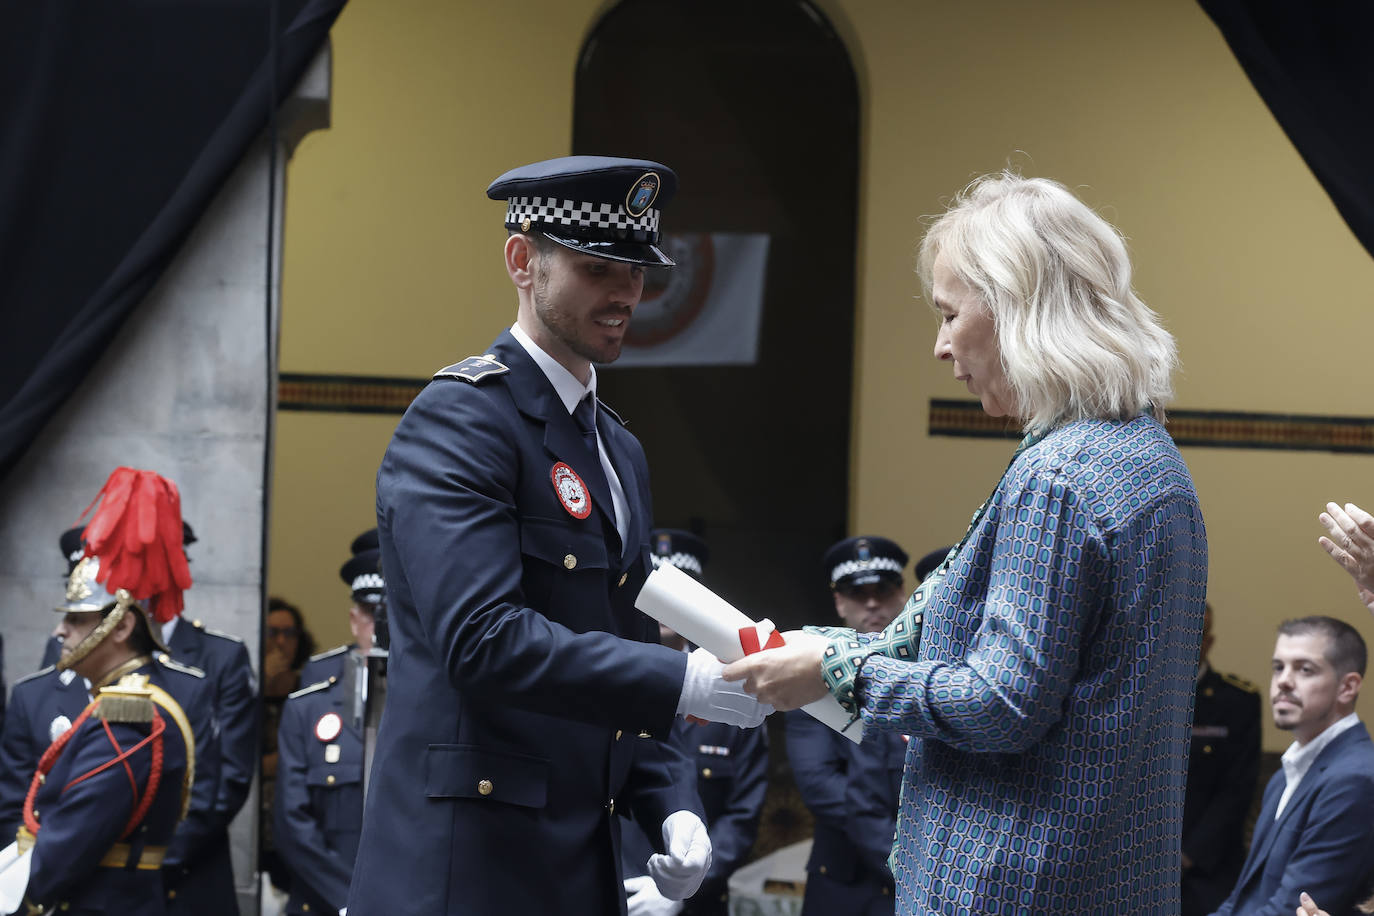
(0, 0, 347, 483)
(1200, 0, 1374, 260)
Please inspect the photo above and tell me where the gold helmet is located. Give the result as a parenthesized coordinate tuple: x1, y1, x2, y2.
(53, 469, 192, 671)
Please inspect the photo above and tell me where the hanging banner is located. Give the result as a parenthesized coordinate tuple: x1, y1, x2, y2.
(610, 232, 769, 368)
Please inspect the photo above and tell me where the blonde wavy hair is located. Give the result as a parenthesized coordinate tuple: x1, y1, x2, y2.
(917, 172, 1178, 434)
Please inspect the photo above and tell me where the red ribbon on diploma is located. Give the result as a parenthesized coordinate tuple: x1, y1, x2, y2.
(738, 625, 785, 656)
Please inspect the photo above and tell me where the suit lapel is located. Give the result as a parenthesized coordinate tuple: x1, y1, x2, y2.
(1236, 774, 1285, 891)
(493, 332, 621, 544)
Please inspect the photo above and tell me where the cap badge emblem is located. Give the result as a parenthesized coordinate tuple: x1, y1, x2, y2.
(857, 539, 871, 562)
(315, 712, 343, 743)
(625, 172, 660, 218)
(655, 533, 673, 555)
(551, 462, 592, 520)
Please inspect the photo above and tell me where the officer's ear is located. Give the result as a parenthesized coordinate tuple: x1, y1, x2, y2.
(505, 233, 538, 291)
(109, 607, 139, 647)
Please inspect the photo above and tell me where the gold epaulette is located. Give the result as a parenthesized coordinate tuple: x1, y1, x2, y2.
(1219, 671, 1260, 694)
(94, 673, 155, 724)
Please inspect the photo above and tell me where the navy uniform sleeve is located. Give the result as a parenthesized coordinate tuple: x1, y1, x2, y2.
(164, 677, 223, 870)
(272, 696, 354, 911)
(0, 685, 38, 841)
(212, 639, 260, 825)
(377, 382, 685, 729)
(785, 709, 848, 829)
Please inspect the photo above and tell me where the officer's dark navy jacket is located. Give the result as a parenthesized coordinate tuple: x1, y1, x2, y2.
(24, 658, 217, 916)
(161, 619, 259, 916)
(786, 709, 900, 915)
(0, 666, 90, 842)
(1181, 666, 1260, 916)
(348, 331, 701, 916)
(273, 674, 363, 915)
(621, 718, 769, 915)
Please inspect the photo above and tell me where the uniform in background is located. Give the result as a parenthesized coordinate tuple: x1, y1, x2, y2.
(621, 530, 770, 916)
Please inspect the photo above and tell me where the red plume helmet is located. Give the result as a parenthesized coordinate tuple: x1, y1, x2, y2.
(78, 467, 193, 623)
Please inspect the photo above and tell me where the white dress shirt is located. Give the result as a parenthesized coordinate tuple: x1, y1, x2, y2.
(1275, 711, 1361, 819)
(509, 323, 630, 546)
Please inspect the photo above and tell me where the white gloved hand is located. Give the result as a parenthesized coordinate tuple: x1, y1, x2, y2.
(646, 810, 712, 901)
(624, 875, 685, 916)
(676, 647, 773, 727)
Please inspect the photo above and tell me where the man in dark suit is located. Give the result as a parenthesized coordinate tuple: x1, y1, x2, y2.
(621, 530, 770, 916)
(347, 157, 769, 916)
(1211, 616, 1374, 916)
(273, 539, 384, 916)
(1182, 604, 1261, 916)
(787, 536, 910, 916)
(41, 522, 257, 915)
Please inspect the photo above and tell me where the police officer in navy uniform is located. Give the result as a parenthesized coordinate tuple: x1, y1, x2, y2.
(9, 469, 219, 915)
(300, 530, 381, 687)
(621, 530, 770, 916)
(38, 522, 257, 916)
(1181, 603, 1261, 916)
(787, 536, 910, 916)
(0, 657, 92, 845)
(273, 539, 384, 916)
(347, 157, 770, 916)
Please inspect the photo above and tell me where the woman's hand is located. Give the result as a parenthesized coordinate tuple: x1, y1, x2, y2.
(1319, 501, 1374, 596)
(721, 630, 832, 711)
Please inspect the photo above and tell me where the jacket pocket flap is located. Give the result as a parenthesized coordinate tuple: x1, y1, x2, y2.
(424, 744, 549, 808)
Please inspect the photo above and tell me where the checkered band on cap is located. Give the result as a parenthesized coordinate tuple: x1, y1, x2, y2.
(830, 557, 903, 584)
(351, 573, 384, 592)
(505, 196, 661, 236)
(651, 552, 703, 577)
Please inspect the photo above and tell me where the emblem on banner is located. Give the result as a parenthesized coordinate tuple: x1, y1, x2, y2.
(315, 712, 343, 743)
(551, 462, 592, 519)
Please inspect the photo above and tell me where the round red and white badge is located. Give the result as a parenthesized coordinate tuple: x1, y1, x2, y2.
(551, 462, 592, 519)
(315, 712, 342, 743)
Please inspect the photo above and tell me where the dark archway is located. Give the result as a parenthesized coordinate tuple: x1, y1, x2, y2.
(576, 0, 861, 640)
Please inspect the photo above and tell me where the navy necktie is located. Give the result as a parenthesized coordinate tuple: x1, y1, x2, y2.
(573, 394, 599, 461)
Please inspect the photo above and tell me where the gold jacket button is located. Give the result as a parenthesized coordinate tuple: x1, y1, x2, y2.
(615, 729, 623, 741)
(301, 905, 310, 912)
(165, 892, 175, 901)
(1203, 745, 1213, 754)
(478, 779, 494, 796)
(564, 554, 577, 570)
(158, 653, 171, 664)
(326, 774, 336, 785)
(819, 865, 828, 875)
(701, 767, 713, 779)
(618, 572, 628, 587)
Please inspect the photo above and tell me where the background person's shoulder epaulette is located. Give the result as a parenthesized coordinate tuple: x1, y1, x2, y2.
(13, 666, 56, 687)
(309, 645, 349, 663)
(190, 619, 245, 644)
(1218, 671, 1260, 694)
(288, 678, 335, 700)
(155, 653, 207, 679)
(434, 355, 509, 384)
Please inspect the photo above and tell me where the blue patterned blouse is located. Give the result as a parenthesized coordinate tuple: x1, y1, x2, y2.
(819, 414, 1208, 915)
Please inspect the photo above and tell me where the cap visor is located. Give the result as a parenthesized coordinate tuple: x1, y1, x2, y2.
(544, 233, 675, 267)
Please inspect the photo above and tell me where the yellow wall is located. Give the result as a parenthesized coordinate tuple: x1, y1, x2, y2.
(277, 0, 1374, 747)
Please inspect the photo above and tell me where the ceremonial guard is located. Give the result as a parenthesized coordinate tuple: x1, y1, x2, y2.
(787, 536, 910, 916)
(36, 521, 254, 915)
(299, 530, 381, 686)
(5, 467, 217, 915)
(349, 157, 767, 916)
(621, 530, 769, 916)
(1181, 605, 1261, 916)
(273, 535, 384, 916)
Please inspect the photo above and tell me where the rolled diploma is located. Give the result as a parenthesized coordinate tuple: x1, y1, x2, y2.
(636, 563, 864, 744)
(0, 840, 32, 914)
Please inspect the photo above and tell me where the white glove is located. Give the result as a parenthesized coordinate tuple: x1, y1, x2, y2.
(624, 875, 684, 916)
(676, 647, 772, 727)
(646, 810, 712, 901)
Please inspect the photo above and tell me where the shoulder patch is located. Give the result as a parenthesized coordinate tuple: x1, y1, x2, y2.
(203, 626, 245, 644)
(434, 355, 509, 384)
(156, 654, 207, 679)
(597, 399, 627, 428)
(308, 645, 349, 663)
(288, 679, 335, 700)
(13, 666, 56, 687)
(1218, 671, 1260, 694)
